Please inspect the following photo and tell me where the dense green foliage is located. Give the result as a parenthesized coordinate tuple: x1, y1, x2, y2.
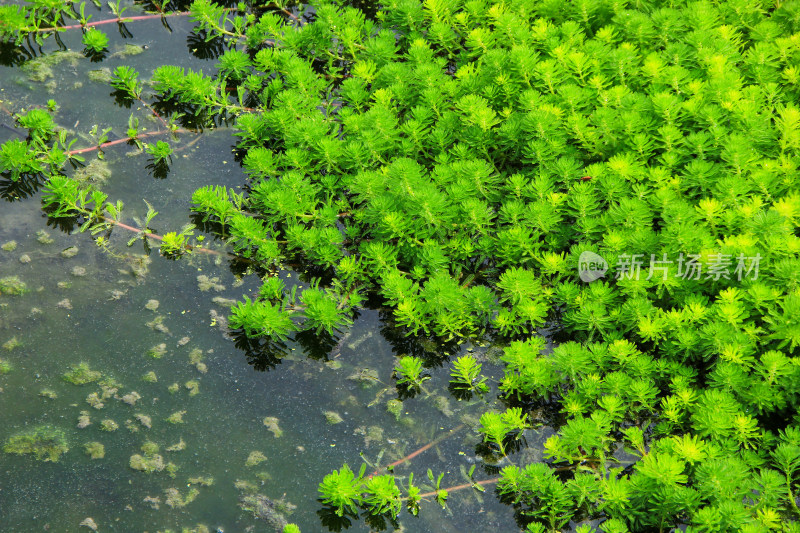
(5, 0, 800, 530)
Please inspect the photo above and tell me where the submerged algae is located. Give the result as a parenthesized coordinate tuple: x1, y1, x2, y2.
(3, 426, 68, 462)
(84, 441, 105, 459)
(63, 363, 102, 385)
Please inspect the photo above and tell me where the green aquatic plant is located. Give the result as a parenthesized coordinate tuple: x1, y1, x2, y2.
(81, 28, 108, 53)
(3, 426, 68, 462)
(318, 463, 365, 517)
(449, 355, 489, 395)
(7, 0, 800, 530)
(393, 356, 429, 391)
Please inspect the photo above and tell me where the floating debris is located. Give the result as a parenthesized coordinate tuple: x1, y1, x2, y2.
(61, 246, 79, 258)
(135, 414, 152, 429)
(77, 411, 91, 429)
(39, 388, 58, 399)
(100, 419, 118, 432)
(0, 276, 27, 295)
(63, 363, 101, 385)
(36, 230, 54, 245)
(84, 442, 105, 459)
(121, 391, 142, 405)
(145, 299, 160, 311)
(324, 411, 344, 425)
(185, 380, 200, 396)
(3, 426, 69, 462)
(263, 417, 283, 438)
(177, 336, 190, 346)
(57, 298, 73, 310)
(246, 451, 267, 467)
(71, 266, 87, 277)
(147, 343, 167, 359)
(18, 254, 31, 264)
(197, 275, 225, 292)
(1, 241, 17, 251)
(166, 411, 186, 424)
(2, 336, 20, 351)
(164, 487, 199, 508)
(79, 517, 98, 531)
(142, 371, 158, 383)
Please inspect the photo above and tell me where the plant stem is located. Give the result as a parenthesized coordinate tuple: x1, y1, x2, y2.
(67, 129, 190, 155)
(369, 424, 466, 478)
(415, 477, 500, 499)
(35, 12, 190, 33)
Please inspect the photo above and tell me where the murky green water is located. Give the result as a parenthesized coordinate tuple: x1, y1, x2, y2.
(0, 3, 526, 531)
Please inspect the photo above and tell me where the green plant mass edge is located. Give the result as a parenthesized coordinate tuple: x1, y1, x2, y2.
(5, 0, 800, 530)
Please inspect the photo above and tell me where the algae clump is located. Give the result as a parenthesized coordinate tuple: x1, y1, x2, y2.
(129, 453, 165, 473)
(263, 417, 283, 437)
(0, 359, 12, 375)
(84, 441, 105, 459)
(3, 337, 20, 351)
(142, 371, 158, 383)
(0, 276, 27, 295)
(323, 411, 344, 425)
(166, 411, 186, 424)
(63, 362, 102, 385)
(100, 419, 118, 432)
(246, 451, 267, 467)
(3, 426, 68, 462)
(185, 380, 200, 396)
(1, 241, 17, 251)
(164, 486, 200, 508)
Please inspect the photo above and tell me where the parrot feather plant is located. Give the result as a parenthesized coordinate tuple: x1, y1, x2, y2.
(4, 0, 800, 530)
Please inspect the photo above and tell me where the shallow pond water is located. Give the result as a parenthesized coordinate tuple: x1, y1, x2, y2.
(0, 2, 530, 531)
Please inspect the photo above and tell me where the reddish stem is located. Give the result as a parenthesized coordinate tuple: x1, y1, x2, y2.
(36, 12, 189, 33)
(369, 424, 466, 478)
(67, 129, 188, 156)
(416, 477, 500, 500)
